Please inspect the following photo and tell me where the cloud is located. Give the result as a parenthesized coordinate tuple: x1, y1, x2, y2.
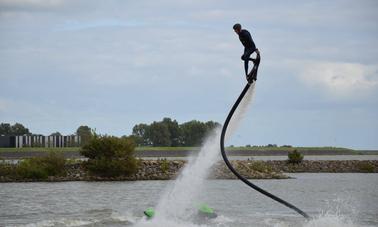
(0, 0, 65, 11)
(0, 98, 9, 112)
(0, 0, 377, 148)
(296, 61, 378, 97)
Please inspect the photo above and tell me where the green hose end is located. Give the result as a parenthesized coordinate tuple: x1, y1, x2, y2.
(144, 207, 155, 218)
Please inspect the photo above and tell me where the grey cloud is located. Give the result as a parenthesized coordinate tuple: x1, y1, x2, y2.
(1, 0, 377, 148)
(0, 0, 66, 12)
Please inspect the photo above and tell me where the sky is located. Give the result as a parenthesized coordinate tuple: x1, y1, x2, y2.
(0, 0, 377, 149)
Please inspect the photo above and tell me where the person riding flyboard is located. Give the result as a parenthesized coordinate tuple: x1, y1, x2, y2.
(233, 23, 260, 84)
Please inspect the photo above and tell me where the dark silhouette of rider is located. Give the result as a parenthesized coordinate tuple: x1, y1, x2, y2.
(233, 23, 259, 79)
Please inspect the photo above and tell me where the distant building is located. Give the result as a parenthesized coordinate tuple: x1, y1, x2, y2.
(0, 135, 81, 148)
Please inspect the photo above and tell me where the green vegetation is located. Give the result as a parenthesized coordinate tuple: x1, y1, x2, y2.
(287, 149, 304, 164)
(0, 152, 66, 180)
(159, 159, 170, 173)
(80, 135, 137, 177)
(0, 122, 31, 136)
(76, 125, 93, 146)
(357, 162, 375, 173)
(0, 162, 16, 177)
(0, 146, 359, 156)
(226, 146, 356, 152)
(249, 161, 273, 172)
(0, 121, 361, 156)
(132, 118, 220, 147)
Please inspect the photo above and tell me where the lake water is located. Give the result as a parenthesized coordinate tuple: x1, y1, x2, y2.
(142, 155, 378, 161)
(0, 173, 377, 227)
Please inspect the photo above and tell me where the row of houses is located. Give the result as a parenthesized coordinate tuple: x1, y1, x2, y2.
(0, 135, 81, 148)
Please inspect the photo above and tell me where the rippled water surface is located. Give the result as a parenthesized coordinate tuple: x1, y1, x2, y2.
(0, 173, 377, 227)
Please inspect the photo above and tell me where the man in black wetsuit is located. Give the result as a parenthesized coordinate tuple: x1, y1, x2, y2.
(233, 23, 259, 81)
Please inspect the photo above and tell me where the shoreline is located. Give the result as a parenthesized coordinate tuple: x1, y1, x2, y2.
(1, 160, 377, 183)
(1, 149, 377, 160)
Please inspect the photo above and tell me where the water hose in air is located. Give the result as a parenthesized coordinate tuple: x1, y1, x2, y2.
(219, 53, 310, 219)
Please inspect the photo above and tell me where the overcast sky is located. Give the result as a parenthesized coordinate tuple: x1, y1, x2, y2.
(0, 0, 377, 149)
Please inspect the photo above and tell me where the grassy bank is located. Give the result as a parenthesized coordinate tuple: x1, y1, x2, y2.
(0, 146, 361, 153)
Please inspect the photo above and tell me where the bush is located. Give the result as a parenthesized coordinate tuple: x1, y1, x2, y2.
(17, 152, 66, 179)
(357, 162, 374, 173)
(0, 163, 17, 177)
(159, 159, 169, 173)
(17, 160, 49, 179)
(80, 135, 137, 177)
(84, 158, 137, 177)
(287, 149, 303, 164)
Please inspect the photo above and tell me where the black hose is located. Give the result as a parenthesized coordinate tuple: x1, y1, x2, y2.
(219, 53, 310, 219)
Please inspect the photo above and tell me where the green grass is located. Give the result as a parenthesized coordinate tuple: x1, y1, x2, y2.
(0, 146, 359, 153)
(226, 146, 356, 152)
(134, 146, 358, 154)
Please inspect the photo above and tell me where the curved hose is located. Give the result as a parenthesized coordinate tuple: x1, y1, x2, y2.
(220, 54, 310, 219)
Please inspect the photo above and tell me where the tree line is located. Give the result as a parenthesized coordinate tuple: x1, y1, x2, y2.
(131, 118, 220, 147)
(0, 123, 93, 144)
(1, 119, 221, 147)
(0, 123, 30, 136)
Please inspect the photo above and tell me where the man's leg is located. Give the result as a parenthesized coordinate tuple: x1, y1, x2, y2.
(244, 58, 249, 76)
(241, 53, 251, 76)
(242, 48, 256, 76)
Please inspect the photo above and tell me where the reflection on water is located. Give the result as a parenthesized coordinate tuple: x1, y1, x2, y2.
(0, 173, 377, 227)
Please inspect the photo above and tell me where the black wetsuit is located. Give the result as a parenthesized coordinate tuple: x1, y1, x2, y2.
(238, 29, 257, 76)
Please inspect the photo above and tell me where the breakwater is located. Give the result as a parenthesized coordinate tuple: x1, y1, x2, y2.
(1, 160, 377, 182)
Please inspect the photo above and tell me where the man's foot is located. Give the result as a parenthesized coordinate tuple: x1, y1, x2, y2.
(247, 72, 257, 84)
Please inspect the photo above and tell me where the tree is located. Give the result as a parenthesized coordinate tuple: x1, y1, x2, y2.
(287, 149, 304, 164)
(50, 132, 62, 136)
(180, 120, 207, 146)
(76, 125, 92, 146)
(205, 121, 221, 131)
(10, 123, 30, 135)
(0, 123, 11, 135)
(162, 118, 182, 146)
(132, 123, 151, 146)
(131, 118, 220, 147)
(149, 121, 171, 146)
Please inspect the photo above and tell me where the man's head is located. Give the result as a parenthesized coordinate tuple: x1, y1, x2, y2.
(233, 23, 242, 34)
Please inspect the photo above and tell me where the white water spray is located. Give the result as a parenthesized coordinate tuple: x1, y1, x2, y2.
(140, 84, 257, 225)
(226, 82, 256, 139)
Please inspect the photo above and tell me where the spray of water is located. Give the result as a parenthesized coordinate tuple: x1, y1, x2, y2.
(154, 128, 222, 221)
(226, 83, 256, 139)
(303, 213, 356, 227)
(139, 84, 257, 225)
(131, 85, 366, 227)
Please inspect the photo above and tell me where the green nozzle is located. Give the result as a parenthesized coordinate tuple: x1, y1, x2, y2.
(198, 204, 214, 214)
(144, 207, 155, 218)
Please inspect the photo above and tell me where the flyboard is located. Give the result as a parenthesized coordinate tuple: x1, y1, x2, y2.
(219, 52, 310, 219)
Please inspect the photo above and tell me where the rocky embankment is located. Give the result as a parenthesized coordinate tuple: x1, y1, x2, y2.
(265, 160, 378, 173)
(1, 160, 377, 182)
(44, 160, 289, 181)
